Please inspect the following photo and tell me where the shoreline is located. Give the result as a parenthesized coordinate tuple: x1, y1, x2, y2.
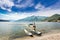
(13, 33, 60, 40)
(13, 30, 60, 40)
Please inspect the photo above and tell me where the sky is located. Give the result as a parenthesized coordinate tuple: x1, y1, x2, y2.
(0, 0, 60, 20)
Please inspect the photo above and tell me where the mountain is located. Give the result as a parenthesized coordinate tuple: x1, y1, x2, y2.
(45, 14, 60, 22)
(16, 16, 47, 22)
(0, 19, 10, 22)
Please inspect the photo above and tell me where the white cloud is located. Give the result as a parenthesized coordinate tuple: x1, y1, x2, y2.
(0, 0, 14, 12)
(20, 9, 60, 17)
(7, 9, 12, 12)
(0, 13, 20, 20)
(0, 0, 34, 10)
(0, 6, 6, 10)
(0, 6, 12, 12)
(35, 3, 45, 10)
(32, 9, 60, 17)
(0, 9, 60, 20)
(0, 13, 32, 20)
(15, 0, 34, 8)
(48, 0, 60, 9)
(17, 0, 22, 3)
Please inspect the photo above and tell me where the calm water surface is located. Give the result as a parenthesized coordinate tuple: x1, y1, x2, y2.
(0, 22, 60, 37)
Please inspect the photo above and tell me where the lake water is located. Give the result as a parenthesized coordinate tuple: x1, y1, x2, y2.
(0, 22, 60, 38)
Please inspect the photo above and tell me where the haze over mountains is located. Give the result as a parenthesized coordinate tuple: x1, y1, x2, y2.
(0, 14, 60, 22)
(15, 14, 60, 22)
(45, 14, 60, 22)
(16, 16, 47, 22)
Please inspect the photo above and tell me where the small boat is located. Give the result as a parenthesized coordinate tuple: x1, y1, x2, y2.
(35, 31, 42, 36)
(30, 30, 42, 36)
(24, 29, 33, 37)
(29, 23, 42, 36)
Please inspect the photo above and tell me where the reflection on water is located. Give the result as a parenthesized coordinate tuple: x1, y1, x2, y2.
(0, 22, 60, 37)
